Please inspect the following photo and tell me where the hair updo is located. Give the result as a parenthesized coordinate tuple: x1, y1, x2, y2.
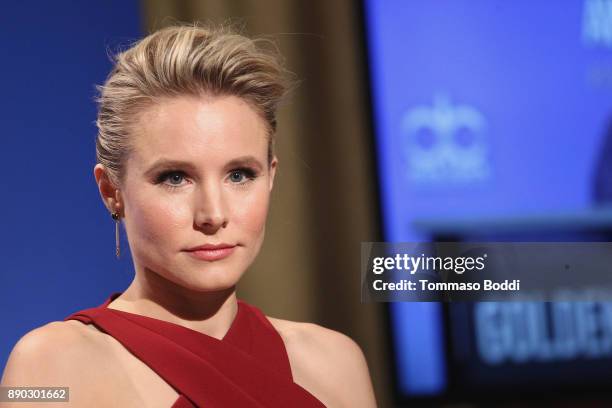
(95, 23, 290, 187)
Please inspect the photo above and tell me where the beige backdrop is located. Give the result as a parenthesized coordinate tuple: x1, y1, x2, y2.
(141, 1, 393, 406)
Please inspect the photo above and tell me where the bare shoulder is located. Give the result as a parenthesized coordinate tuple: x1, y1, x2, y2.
(2, 321, 98, 383)
(1, 321, 109, 406)
(267, 317, 377, 408)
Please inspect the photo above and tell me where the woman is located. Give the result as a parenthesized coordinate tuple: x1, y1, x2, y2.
(1, 25, 377, 407)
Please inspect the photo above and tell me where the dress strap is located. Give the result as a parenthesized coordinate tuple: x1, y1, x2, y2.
(64, 293, 326, 408)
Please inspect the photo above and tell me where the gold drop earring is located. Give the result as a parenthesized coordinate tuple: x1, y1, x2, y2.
(111, 211, 121, 259)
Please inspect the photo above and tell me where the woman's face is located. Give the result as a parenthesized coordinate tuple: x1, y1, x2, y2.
(117, 95, 276, 292)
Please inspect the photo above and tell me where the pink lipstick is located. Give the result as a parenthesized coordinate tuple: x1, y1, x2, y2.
(185, 243, 236, 261)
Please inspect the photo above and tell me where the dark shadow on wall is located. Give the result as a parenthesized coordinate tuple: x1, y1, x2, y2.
(593, 117, 612, 205)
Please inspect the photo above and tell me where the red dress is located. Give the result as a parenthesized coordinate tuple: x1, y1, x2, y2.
(64, 292, 326, 407)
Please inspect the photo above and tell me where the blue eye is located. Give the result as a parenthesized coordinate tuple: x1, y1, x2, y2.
(229, 170, 245, 183)
(168, 173, 184, 184)
(155, 168, 257, 189)
(157, 171, 187, 188)
(229, 168, 257, 184)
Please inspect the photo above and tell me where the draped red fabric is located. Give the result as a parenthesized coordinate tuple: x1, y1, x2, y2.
(64, 292, 326, 408)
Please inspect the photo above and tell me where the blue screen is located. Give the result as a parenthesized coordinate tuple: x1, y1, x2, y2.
(0, 3, 141, 371)
(364, 0, 612, 397)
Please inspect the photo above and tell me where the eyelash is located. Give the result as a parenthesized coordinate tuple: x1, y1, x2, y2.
(156, 168, 259, 191)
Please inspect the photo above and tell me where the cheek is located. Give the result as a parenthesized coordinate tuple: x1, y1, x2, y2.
(124, 188, 192, 250)
(232, 184, 270, 236)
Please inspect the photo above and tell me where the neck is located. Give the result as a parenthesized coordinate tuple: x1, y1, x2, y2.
(108, 265, 238, 340)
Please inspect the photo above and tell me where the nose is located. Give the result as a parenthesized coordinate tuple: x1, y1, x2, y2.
(194, 180, 228, 234)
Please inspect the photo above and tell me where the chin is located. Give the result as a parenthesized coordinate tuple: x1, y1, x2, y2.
(174, 262, 244, 293)
(179, 281, 237, 293)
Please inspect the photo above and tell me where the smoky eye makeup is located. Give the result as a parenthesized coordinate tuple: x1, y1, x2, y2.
(152, 166, 261, 191)
(153, 169, 189, 191)
(227, 167, 259, 184)
(156, 170, 186, 183)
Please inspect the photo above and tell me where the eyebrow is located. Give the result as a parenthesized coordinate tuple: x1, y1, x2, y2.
(144, 156, 264, 176)
(225, 155, 264, 170)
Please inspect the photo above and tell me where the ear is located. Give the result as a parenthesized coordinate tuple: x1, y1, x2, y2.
(268, 156, 278, 192)
(94, 164, 123, 215)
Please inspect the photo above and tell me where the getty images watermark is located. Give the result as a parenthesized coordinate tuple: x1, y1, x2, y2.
(371, 251, 519, 292)
(361, 242, 612, 302)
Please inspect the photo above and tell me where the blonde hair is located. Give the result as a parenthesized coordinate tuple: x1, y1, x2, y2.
(95, 24, 290, 186)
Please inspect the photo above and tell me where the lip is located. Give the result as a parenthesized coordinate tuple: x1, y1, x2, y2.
(184, 243, 236, 261)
